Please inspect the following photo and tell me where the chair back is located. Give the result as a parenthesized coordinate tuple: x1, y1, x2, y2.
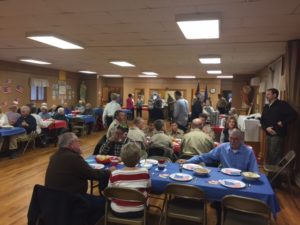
(222, 195, 271, 222)
(148, 147, 165, 157)
(270, 150, 296, 183)
(164, 183, 205, 200)
(104, 187, 147, 204)
(278, 150, 296, 167)
(28, 184, 90, 225)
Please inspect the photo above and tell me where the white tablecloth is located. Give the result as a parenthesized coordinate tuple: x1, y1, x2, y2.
(238, 114, 261, 142)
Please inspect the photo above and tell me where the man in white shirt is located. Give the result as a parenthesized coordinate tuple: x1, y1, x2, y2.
(102, 93, 121, 128)
(173, 90, 189, 132)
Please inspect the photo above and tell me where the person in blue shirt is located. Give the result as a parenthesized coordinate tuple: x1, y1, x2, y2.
(178, 128, 258, 172)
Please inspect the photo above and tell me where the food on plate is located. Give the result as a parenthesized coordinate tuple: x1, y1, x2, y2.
(194, 167, 211, 175)
(95, 155, 112, 164)
(241, 172, 260, 180)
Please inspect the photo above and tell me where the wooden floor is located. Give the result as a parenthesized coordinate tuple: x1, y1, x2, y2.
(0, 131, 299, 225)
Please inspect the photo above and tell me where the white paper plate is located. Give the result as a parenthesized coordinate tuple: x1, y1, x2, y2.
(183, 163, 202, 171)
(1, 125, 14, 129)
(140, 159, 158, 165)
(89, 163, 105, 170)
(221, 168, 241, 176)
(140, 163, 153, 169)
(219, 179, 246, 189)
(169, 173, 193, 182)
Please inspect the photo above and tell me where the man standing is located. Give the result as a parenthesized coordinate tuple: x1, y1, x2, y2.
(45, 132, 112, 225)
(102, 93, 121, 128)
(261, 88, 297, 165)
(216, 94, 228, 114)
(173, 90, 189, 132)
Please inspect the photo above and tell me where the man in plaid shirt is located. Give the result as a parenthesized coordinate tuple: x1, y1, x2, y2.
(100, 125, 128, 156)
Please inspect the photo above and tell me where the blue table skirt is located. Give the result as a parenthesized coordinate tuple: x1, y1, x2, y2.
(66, 115, 96, 124)
(0, 127, 26, 137)
(85, 156, 280, 217)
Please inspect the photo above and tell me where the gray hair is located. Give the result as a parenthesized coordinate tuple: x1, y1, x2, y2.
(57, 107, 65, 114)
(21, 105, 30, 112)
(229, 128, 244, 140)
(121, 142, 141, 167)
(58, 132, 77, 148)
(133, 117, 143, 126)
(110, 93, 118, 101)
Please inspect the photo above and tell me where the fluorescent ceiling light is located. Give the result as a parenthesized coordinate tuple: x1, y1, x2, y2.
(110, 61, 135, 67)
(176, 19, 219, 39)
(138, 75, 157, 78)
(176, 75, 196, 79)
(79, 70, 97, 74)
(199, 57, 221, 64)
(142, 72, 158, 76)
(102, 74, 122, 77)
(19, 58, 51, 65)
(207, 70, 222, 74)
(27, 35, 83, 49)
(217, 75, 234, 79)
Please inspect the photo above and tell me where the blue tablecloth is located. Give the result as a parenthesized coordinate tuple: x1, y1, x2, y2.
(85, 156, 280, 217)
(121, 109, 132, 116)
(93, 108, 103, 116)
(66, 115, 96, 124)
(0, 127, 26, 137)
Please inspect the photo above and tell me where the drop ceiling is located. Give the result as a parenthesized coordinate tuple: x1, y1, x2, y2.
(0, 0, 299, 78)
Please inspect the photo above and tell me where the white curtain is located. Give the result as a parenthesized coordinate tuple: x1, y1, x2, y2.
(30, 78, 49, 87)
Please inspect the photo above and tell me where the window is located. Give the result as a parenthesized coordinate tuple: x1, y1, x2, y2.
(31, 85, 46, 101)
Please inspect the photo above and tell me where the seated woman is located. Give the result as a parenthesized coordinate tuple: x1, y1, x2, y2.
(52, 107, 68, 123)
(108, 142, 151, 218)
(0, 106, 9, 127)
(220, 116, 238, 143)
(38, 106, 51, 119)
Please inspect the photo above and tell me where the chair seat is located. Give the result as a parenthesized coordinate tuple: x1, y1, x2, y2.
(167, 198, 205, 222)
(263, 165, 280, 172)
(106, 210, 144, 225)
(223, 210, 268, 225)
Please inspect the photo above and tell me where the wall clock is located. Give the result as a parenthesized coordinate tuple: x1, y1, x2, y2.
(210, 88, 216, 94)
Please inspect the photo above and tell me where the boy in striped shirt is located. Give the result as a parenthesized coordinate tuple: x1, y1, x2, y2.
(108, 142, 151, 218)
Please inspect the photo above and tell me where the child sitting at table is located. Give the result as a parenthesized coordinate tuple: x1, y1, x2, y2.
(108, 142, 151, 218)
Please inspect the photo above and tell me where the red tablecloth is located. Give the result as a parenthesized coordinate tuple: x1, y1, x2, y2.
(47, 120, 67, 130)
(211, 125, 224, 134)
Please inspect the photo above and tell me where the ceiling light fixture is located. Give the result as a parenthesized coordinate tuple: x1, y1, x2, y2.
(199, 57, 221, 64)
(27, 35, 83, 49)
(19, 58, 51, 65)
(176, 75, 196, 79)
(217, 75, 234, 79)
(176, 14, 220, 39)
(79, 70, 97, 74)
(207, 70, 222, 74)
(142, 72, 158, 76)
(138, 75, 157, 78)
(102, 74, 122, 78)
(110, 61, 135, 67)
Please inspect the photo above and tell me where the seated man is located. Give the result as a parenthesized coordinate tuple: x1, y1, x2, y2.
(199, 113, 215, 140)
(75, 100, 85, 113)
(52, 107, 68, 123)
(178, 129, 258, 172)
(6, 105, 20, 125)
(0, 106, 9, 127)
(9, 105, 37, 158)
(63, 102, 72, 115)
(106, 110, 127, 139)
(167, 121, 184, 139)
(178, 128, 258, 225)
(149, 120, 173, 158)
(82, 103, 95, 134)
(45, 132, 113, 225)
(108, 142, 151, 218)
(100, 125, 128, 156)
(181, 118, 214, 156)
(143, 120, 156, 138)
(127, 117, 147, 159)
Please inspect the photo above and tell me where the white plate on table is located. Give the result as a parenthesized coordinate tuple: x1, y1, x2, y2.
(221, 168, 241, 176)
(183, 163, 202, 171)
(140, 159, 158, 165)
(219, 179, 246, 189)
(89, 163, 105, 170)
(1, 125, 14, 129)
(169, 173, 193, 182)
